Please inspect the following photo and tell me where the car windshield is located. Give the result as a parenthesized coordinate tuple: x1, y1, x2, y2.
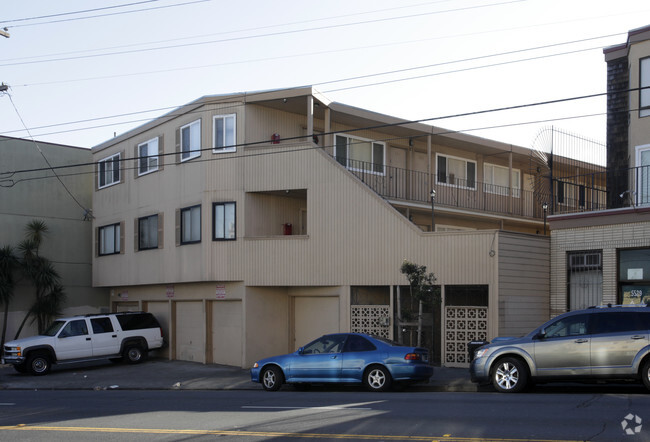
(42, 320, 65, 336)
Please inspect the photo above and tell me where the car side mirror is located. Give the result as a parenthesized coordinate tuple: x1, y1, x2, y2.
(298, 347, 304, 355)
(534, 329, 546, 340)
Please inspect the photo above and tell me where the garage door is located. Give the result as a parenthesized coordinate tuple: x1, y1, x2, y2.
(174, 301, 205, 363)
(294, 296, 339, 350)
(145, 301, 170, 359)
(113, 301, 138, 312)
(211, 301, 242, 367)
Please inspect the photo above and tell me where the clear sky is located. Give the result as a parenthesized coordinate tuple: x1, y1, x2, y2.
(0, 0, 648, 153)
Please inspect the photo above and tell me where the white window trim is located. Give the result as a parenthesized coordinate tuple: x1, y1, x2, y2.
(212, 114, 237, 153)
(180, 119, 201, 162)
(635, 144, 650, 206)
(483, 163, 521, 198)
(334, 134, 386, 176)
(138, 137, 159, 176)
(98, 153, 121, 189)
(99, 223, 121, 256)
(436, 153, 476, 190)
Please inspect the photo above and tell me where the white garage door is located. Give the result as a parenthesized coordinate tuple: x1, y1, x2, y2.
(294, 296, 339, 350)
(145, 301, 170, 359)
(175, 301, 205, 363)
(211, 301, 242, 367)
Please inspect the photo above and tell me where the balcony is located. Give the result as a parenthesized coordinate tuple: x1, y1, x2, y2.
(333, 158, 645, 220)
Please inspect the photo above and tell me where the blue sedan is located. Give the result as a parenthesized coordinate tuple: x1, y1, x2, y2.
(250, 333, 433, 391)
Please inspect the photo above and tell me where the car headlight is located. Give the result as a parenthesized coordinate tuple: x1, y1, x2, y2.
(474, 348, 488, 359)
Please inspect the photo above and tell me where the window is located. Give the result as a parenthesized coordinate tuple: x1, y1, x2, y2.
(343, 335, 376, 352)
(138, 214, 159, 250)
(543, 314, 589, 338)
(302, 334, 347, 354)
(619, 248, 650, 304)
(181, 205, 201, 244)
(568, 251, 602, 310)
(99, 223, 121, 256)
(61, 320, 88, 337)
(641, 57, 650, 118)
(591, 312, 645, 335)
(334, 134, 385, 174)
(437, 154, 476, 189)
(483, 163, 520, 197)
(90, 317, 114, 334)
(636, 144, 650, 205)
(180, 120, 201, 161)
(138, 137, 159, 176)
(213, 202, 236, 240)
(98, 153, 121, 188)
(213, 114, 236, 152)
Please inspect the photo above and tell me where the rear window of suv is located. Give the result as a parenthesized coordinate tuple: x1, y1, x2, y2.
(116, 313, 160, 331)
(591, 311, 650, 334)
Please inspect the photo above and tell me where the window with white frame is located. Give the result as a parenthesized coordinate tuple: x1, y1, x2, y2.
(636, 144, 650, 205)
(138, 138, 159, 176)
(99, 223, 121, 256)
(213, 114, 236, 152)
(334, 134, 385, 174)
(568, 251, 602, 310)
(138, 214, 159, 250)
(436, 154, 476, 188)
(213, 202, 236, 240)
(484, 163, 520, 197)
(641, 57, 650, 118)
(181, 205, 201, 244)
(98, 153, 121, 189)
(180, 120, 201, 161)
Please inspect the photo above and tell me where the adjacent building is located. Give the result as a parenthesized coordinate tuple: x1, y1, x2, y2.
(0, 136, 108, 339)
(549, 24, 650, 316)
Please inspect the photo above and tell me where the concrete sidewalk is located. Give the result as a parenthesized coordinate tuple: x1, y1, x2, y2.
(0, 359, 477, 392)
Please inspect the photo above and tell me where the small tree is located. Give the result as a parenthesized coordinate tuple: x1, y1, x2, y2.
(400, 260, 438, 347)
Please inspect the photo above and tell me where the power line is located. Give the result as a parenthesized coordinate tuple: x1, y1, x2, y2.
(3, 90, 92, 217)
(0, 0, 526, 67)
(0, 32, 621, 139)
(2, 85, 645, 182)
(0, 0, 211, 28)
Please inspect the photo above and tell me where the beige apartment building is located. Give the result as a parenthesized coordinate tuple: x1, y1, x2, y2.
(549, 24, 650, 315)
(92, 87, 560, 368)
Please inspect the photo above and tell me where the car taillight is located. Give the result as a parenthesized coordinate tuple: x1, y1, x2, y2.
(404, 353, 421, 361)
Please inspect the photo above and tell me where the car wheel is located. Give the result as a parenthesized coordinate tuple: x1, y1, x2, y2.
(123, 344, 146, 364)
(364, 365, 392, 392)
(27, 352, 51, 376)
(261, 366, 284, 391)
(642, 360, 650, 390)
(492, 357, 527, 393)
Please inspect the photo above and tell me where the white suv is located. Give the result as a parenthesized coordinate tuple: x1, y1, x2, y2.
(2, 312, 164, 375)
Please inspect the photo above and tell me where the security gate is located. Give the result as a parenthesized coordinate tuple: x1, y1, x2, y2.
(444, 306, 488, 367)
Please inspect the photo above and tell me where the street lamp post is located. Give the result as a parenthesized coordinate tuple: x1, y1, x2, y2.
(430, 189, 436, 232)
(542, 202, 548, 235)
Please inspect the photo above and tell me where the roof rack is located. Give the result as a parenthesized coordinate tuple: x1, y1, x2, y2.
(589, 303, 650, 309)
(76, 311, 146, 317)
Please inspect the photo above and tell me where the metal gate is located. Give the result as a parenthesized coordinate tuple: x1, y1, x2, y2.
(444, 306, 488, 367)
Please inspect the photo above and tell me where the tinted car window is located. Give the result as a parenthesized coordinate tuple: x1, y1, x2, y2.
(91, 317, 114, 334)
(591, 312, 645, 334)
(544, 314, 588, 338)
(116, 313, 160, 330)
(343, 335, 376, 352)
(303, 335, 346, 354)
(61, 319, 88, 337)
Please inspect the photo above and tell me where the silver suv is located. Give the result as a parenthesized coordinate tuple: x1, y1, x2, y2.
(470, 305, 650, 392)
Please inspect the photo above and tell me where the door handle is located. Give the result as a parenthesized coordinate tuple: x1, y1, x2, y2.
(86, 337, 91, 341)
(112, 335, 117, 338)
(574, 339, 589, 343)
(330, 355, 338, 359)
(631, 335, 646, 340)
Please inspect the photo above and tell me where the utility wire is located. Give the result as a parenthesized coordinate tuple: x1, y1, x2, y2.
(2, 85, 645, 181)
(0, 33, 620, 139)
(4, 90, 92, 218)
(0, 0, 526, 67)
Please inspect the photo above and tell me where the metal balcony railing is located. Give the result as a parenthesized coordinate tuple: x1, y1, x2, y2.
(333, 158, 649, 220)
